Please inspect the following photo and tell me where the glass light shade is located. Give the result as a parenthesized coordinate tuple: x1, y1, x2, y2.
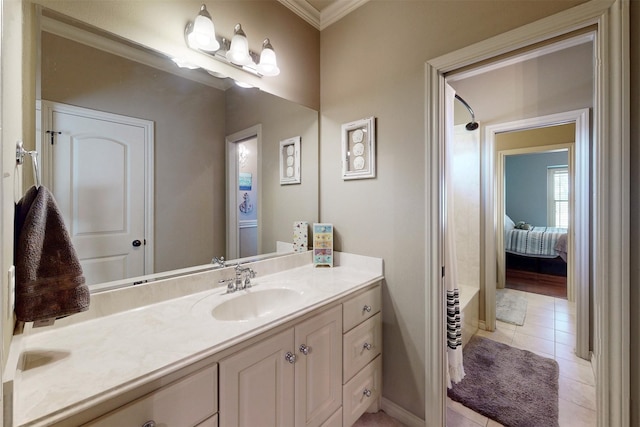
(187, 5, 219, 52)
(257, 39, 280, 76)
(226, 24, 253, 66)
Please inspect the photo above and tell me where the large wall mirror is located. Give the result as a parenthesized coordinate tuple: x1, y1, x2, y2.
(34, 9, 319, 290)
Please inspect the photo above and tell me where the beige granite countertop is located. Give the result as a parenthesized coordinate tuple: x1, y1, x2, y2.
(9, 252, 383, 426)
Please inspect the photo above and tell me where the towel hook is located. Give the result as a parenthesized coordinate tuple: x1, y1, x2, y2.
(16, 141, 41, 189)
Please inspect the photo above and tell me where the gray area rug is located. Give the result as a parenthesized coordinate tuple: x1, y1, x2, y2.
(496, 289, 527, 325)
(448, 335, 559, 427)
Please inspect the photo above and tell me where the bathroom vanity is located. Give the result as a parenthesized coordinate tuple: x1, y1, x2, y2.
(8, 252, 383, 427)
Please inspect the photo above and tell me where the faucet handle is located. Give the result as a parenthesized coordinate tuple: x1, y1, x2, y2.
(243, 268, 257, 289)
(219, 278, 236, 293)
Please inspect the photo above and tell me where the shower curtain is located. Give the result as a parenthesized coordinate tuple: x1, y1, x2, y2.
(445, 84, 465, 387)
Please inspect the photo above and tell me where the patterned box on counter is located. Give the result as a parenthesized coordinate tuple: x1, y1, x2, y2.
(313, 223, 333, 267)
(293, 221, 308, 252)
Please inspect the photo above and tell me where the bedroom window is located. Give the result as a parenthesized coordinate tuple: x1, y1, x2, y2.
(547, 166, 569, 228)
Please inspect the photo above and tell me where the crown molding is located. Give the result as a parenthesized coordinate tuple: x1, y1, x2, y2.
(277, 0, 321, 29)
(319, 0, 370, 30)
(278, 0, 370, 30)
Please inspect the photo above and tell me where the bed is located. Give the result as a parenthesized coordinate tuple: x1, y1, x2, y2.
(504, 215, 567, 276)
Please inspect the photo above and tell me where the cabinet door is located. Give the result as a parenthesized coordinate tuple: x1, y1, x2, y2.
(219, 329, 295, 427)
(295, 305, 343, 427)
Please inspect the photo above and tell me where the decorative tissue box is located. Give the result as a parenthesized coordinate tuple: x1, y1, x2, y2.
(293, 221, 308, 252)
(313, 223, 333, 267)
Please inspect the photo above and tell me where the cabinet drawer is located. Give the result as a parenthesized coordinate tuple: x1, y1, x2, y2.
(343, 285, 381, 332)
(85, 364, 218, 427)
(342, 356, 382, 427)
(343, 313, 382, 382)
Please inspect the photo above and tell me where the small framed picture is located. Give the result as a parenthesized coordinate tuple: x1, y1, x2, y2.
(279, 136, 301, 185)
(342, 116, 375, 180)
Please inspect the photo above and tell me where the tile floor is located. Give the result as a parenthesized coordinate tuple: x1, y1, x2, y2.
(447, 288, 597, 427)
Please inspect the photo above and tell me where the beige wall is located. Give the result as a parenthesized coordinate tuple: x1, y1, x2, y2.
(319, 0, 588, 418)
(496, 123, 576, 151)
(41, 33, 228, 274)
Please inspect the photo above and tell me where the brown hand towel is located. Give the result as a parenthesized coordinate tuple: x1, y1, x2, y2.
(14, 186, 89, 322)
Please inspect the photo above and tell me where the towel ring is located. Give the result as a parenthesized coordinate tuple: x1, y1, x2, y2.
(16, 141, 41, 189)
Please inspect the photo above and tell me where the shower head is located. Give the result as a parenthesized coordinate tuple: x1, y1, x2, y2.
(455, 94, 479, 131)
(466, 121, 479, 131)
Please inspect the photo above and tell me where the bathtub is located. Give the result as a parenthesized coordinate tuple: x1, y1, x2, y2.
(458, 285, 480, 348)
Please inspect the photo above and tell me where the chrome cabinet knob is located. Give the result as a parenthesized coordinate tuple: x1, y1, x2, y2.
(285, 352, 297, 364)
(142, 421, 156, 427)
(363, 304, 372, 313)
(363, 389, 372, 397)
(362, 342, 372, 351)
(299, 344, 310, 355)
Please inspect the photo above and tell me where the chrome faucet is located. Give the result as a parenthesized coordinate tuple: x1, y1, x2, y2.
(221, 263, 257, 293)
(234, 263, 257, 290)
(211, 256, 225, 268)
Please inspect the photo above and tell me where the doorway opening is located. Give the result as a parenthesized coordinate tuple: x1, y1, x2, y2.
(424, 2, 630, 426)
(226, 125, 262, 260)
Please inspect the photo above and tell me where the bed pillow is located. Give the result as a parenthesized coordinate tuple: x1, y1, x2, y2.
(504, 214, 515, 231)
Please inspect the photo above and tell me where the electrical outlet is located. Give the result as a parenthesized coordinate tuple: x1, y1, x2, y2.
(8, 266, 15, 314)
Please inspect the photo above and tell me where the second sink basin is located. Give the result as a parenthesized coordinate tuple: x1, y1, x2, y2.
(212, 288, 303, 321)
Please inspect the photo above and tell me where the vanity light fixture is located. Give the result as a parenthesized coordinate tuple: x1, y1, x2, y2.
(256, 39, 280, 76)
(226, 24, 252, 66)
(183, 4, 281, 78)
(185, 4, 220, 52)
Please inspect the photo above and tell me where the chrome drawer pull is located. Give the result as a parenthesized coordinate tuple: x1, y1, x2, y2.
(363, 388, 372, 397)
(142, 421, 156, 427)
(363, 304, 372, 313)
(299, 344, 310, 355)
(363, 342, 372, 351)
(285, 352, 297, 364)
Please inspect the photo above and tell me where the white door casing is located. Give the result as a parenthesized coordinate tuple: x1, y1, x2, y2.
(41, 101, 154, 288)
(424, 1, 629, 426)
(226, 125, 262, 260)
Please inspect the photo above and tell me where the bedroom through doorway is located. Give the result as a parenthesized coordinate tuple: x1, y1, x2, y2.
(498, 126, 574, 300)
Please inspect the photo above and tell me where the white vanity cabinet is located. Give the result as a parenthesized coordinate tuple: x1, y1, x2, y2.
(341, 285, 382, 427)
(219, 305, 342, 427)
(36, 280, 382, 427)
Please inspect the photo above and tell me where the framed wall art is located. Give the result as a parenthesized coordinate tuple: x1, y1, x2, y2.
(279, 136, 301, 185)
(341, 116, 376, 180)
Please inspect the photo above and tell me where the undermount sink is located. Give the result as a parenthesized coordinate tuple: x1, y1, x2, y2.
(211, 288, 303, 321)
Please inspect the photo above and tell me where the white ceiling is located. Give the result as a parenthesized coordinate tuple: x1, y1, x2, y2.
(277, 0, 369, 30)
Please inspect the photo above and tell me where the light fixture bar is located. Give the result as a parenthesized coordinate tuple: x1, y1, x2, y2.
(183, 4, 280, 78)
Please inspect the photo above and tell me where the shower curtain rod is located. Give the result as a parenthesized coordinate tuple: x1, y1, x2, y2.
(454, 94, 479, 131)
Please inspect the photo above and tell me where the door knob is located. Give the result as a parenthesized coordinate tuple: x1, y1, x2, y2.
(132, 239, 142, 247)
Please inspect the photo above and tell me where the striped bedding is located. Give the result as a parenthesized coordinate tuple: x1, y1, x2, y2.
(505, 226, 567, 259)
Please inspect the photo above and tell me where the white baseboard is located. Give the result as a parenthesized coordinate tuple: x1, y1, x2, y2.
(380, 397, 424, 427)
